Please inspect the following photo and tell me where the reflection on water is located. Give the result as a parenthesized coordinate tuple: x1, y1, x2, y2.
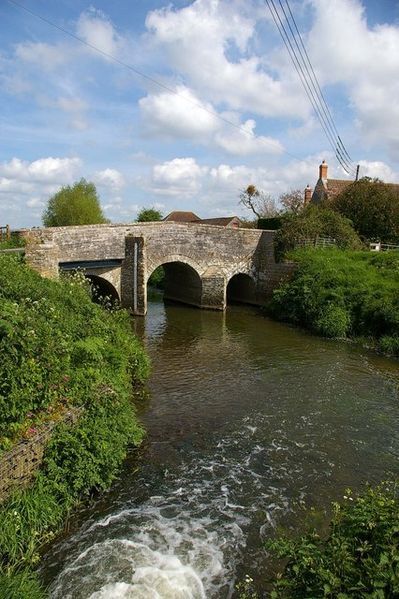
(41, 301, 399, 598)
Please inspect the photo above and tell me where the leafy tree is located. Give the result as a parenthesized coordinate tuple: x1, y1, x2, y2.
(136, 207, 163, 222)
(239, 185, 279, 218)
(42, 179, 107, 227)
(274, 205, 362, 259)
(279, 188, 305, 215)
(331, 177, 399, 243)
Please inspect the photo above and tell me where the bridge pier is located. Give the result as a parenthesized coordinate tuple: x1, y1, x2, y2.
(201, 275, 226, 311)
(121, 236, 146, 315)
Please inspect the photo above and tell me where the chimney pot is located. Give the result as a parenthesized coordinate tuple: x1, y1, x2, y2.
(304, 184, 312, 204)
(319, 160, 328, 180)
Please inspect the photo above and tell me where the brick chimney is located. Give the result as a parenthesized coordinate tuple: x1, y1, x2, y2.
(304, 184, 312, 205)
(319, 160, 328, 180)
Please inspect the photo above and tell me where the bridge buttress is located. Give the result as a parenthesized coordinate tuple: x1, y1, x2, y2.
(121, 236, 146, 315)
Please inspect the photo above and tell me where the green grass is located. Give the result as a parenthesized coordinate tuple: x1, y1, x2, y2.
(268, 248, 399, 355)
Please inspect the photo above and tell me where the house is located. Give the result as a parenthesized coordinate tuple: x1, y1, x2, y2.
(163, 211, 243, 227)
(305, 160, 354, 205)
(163, 211, 201, 223)
(198, 216, 242, 228)
(305, 160, 399, 205)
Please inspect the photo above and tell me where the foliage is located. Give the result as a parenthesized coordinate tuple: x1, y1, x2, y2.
(42, 179, 108, 227)
(330, 178, 399, 243)
(0, 255, 148, 445)
(267, 483, 399, 598)
(258, 216, 285, 231)
(279, 189, 305, 215)
(148, 266, 165, 289)
(268, 248, 399, 352)
(136, 207, 163, 222)
(239, 185, 279, 219)
(274, 206, 362, 259)
(0, 255, 149, 596)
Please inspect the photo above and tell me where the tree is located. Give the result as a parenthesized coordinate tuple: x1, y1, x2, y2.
(239, 185, 279, 218)
(42, 179, 107, 227)
(330, 178, 399, 243)
(279, 188, 305, 215)
(136, 207, 163, 222)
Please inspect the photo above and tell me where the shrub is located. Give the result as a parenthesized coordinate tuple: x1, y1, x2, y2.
(268, 249, 399, 351)
(267, 483, 399, 598)
(274, 206, 362, 260)
(331, 178, 399, 243)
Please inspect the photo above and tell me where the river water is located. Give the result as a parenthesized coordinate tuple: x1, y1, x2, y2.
(41, 299, 399, 598)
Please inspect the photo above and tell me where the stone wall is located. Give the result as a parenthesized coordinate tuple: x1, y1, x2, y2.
(0, 409, 80, 504)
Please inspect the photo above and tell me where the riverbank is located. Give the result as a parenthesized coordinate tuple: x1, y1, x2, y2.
(0, 255, 149, 598)
(267, 248, 399, 357)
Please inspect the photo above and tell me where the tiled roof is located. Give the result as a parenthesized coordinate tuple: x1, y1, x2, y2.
(163, 211, 201, 222)
(198, 216, 242, 226)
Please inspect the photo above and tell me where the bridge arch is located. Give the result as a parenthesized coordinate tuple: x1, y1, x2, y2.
(146, 256, 203, 309)
(85, 273, 120, 304)
(226, 272, 257, 305)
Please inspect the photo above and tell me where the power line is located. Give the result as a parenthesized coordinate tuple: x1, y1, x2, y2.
(265, 0, 356, 176)
(277, 0, 354, 173)
(266, 0, 355, 175)
(282, 0, 354, 165)
(7, 0, 306, 164)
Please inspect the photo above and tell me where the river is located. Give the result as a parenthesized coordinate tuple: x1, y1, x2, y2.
(40, 299, 399, 598)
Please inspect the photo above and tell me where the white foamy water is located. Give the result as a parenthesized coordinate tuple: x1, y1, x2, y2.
(49, 420, 289, 599)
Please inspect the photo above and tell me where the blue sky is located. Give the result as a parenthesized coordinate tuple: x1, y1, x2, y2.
(1, 0, 399, 227)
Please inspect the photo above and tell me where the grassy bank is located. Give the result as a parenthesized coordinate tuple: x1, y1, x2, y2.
(267, 248, 399, 356)
(0, 255, 149, 597)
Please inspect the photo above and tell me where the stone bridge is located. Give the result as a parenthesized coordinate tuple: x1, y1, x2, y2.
(24, 222, 293, 314)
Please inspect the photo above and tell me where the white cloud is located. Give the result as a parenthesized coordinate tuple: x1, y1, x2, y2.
(139, 86, 219, 138)
(15, 41, 72, 70)
(150, 157, 208, 196)
(93, 168, 125, 190)
(0, 157, 82, 184)
(308, 0, 399, 158)
(76, 8, 124, 58)
(140, 86, 283, 155)
(145, 0, 309, 118)
(214, 116, 283, 155)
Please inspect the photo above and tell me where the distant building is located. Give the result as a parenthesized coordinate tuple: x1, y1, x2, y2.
(305, 160, 353, 205)
(163, 211, 201, 223)
(163, 211, 243, 228)
(305, 160, 399, 205)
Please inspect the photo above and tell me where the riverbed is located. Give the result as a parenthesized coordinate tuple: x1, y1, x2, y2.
(40, 299, 399, 598)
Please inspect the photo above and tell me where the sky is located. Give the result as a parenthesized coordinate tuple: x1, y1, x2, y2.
(1, 0, 399, 227)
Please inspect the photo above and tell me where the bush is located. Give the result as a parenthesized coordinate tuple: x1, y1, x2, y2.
(268, 249, 399, 351)
(267, 483, 399, 598)
(274, 206, 362, 260)
(0, 255, 148, 446)
(258, 217, 285, 230)
(331, 178, 399, 243)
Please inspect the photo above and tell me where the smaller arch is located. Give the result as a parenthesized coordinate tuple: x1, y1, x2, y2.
(85, 274, 120, 304)
(226, 272, 257, 305)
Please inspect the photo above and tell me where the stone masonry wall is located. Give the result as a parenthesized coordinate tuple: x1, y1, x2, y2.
(0, 409, 80, 504)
